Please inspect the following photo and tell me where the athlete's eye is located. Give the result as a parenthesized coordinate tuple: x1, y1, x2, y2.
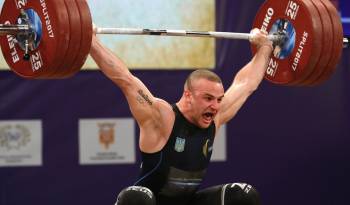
(204, 96, 212, 101)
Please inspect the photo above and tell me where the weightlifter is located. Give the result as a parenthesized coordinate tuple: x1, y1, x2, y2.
(90, 26, 273, 205)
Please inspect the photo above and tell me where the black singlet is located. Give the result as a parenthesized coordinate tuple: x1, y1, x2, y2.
(134, 104, 216, 204)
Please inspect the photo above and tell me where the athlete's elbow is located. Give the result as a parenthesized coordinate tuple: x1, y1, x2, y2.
(235, 76, 261, 94)
(237, 79, 261, 97)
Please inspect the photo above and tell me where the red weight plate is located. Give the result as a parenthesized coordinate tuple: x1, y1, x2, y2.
(287, 0, 323, 85)
(309, 0, 343, 85)
(38, 0, 70, 78)
(299, 0, 333, 86)
(0, 0, 69, 78)
(0, 0, 70, 78)
(252, 0, 322, 85)
(51, 0, 82, 78)
(66, 0, 92, 77)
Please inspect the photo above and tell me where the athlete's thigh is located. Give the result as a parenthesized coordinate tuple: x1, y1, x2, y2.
(191, 183, 261, 205)
(190, 184, 222, 205)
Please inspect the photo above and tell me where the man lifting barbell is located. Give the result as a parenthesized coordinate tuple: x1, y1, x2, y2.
(90, 19, 273, 205)
(90, 27, 272, 205)
(0, 0, 349, 204)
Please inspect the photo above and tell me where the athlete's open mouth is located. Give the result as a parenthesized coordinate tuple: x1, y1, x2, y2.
(203, 112, 215, 123)
(204, 112, 214, 118)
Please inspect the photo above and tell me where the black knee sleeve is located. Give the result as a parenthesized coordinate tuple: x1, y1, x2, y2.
(222, 183, 260, 205)
(115, 186, 156, 205)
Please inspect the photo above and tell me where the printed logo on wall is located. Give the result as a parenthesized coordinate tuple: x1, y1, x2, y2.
(211, 124, 227, 162)
(98, 123, 115, 149)
(79, 118, 135, 165)
(0, 120, 43, 167)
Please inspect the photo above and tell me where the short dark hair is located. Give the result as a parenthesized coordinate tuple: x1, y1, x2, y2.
(185, 70, 222, 90)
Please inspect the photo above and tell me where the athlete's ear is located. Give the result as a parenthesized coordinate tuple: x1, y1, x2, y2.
(184, 89, 191, 97)
(184, 89, 193, 104)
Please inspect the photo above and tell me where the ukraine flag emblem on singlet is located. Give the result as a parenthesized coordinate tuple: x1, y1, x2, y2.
(174, 137, 186, 152)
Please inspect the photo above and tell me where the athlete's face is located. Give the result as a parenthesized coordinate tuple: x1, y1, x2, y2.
(186, 78, 224, 128)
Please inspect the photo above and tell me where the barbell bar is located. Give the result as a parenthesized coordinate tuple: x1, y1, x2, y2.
(1, 24, 348, 48)
(95, 27, 287, 44)
(0, 24, 29, 35)
(95, 27, 349, 48)
(0, 0, 348, 86)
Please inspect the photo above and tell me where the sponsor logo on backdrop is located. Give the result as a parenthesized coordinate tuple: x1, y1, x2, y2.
(0, 120, 42, 167)
(98, 123, 115, 149)
(0, 124, 31, 150)
(79, 118, 135, 165)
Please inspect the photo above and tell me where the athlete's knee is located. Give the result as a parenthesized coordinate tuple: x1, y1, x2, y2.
(115, 186, 156, 205)
(222, 183, 260, 205)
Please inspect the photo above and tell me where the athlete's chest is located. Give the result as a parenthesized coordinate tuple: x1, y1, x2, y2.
(165, 126, 215, 170)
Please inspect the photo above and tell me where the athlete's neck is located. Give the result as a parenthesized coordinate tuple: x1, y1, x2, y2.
(176, 99, 196, 125)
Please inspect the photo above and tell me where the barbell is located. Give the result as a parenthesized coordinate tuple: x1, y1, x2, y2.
(0, 0, 348, 85)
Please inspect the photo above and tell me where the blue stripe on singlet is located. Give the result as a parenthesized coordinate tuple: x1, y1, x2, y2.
(133, 152, 163, 186)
